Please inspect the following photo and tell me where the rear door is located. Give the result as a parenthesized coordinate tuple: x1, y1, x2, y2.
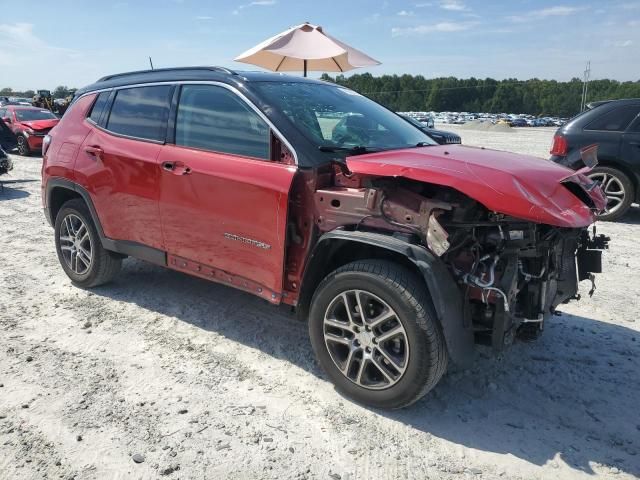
(158, 83, 296, 300)
(76, 85, 174, 250)
(621, 110, 640, 175)
(583, 104, 640, 163)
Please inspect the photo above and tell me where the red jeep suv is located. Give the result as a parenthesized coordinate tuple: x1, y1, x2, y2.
(0, 105, 60, 155)
(41, 67, 609, 408)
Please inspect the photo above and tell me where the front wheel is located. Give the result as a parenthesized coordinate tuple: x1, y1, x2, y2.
(309, 260, 448, 409)
(588, 166, 634, 221)
(16, 135, 30, 156)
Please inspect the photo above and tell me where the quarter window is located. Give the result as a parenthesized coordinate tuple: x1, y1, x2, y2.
(88, 92, 110, 124)
(175, 85, 269, 159)
(585, 105, 640, 132)
(106, 86, 172, 142)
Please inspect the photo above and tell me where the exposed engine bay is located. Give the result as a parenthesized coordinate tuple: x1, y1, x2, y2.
(311, 167, 610, 351)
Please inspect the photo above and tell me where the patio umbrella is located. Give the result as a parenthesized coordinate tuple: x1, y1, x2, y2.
(234, 22, 380, 76)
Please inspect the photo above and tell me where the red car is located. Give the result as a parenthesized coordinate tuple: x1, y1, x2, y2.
(41, 67, 609, 408)
(0, 105, 59, 156)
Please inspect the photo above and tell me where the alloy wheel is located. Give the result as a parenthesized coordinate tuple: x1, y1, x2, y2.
(588, 171, 626, 214)
(17, 136, 28, 156)
(59, 214, 93, 275)
(323, 289, 409, 390)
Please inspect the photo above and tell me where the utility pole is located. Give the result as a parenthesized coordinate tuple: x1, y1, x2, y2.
(581, 61, 591, 111)
(149, 57, 154, 70)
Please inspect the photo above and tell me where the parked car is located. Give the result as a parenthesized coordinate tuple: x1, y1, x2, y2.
(9, 97, 33, 106)
(416, 115, 435, 129)
(42, 67, 609, 409)
(510, 118, 528, 127)
(550, 98, 640, 220)
(0, 118, 16, 175)
(0, 97, 19, 107)
(399, 114, 462, 144)
(0, 105, 60, 155)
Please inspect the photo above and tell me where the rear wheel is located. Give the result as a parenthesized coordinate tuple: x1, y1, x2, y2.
(16, 135, 30, 156)
(54, 198, 122, 287)
(588, 166, 634, 221)
(308, 260, 448, 409)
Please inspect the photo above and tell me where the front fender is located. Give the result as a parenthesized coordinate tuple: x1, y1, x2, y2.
(300, 230, 474, 367)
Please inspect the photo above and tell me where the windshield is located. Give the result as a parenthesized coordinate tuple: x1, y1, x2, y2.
(15, 109, 57, 121)
(254, 82, 436, 152)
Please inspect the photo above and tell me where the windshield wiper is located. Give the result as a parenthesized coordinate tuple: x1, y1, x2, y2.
(318, 145, 381, 154)
(414, 141, 433, 147)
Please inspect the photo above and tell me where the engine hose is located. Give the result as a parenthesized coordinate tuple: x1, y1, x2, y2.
(481, 287, 510, 312)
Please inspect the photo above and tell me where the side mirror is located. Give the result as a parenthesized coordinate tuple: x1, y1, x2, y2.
(1, 117, 11, 124)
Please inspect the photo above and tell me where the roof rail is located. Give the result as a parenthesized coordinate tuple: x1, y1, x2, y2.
(97, 66, 238, 82)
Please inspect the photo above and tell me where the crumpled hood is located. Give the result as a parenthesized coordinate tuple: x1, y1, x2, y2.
(347, 145, 605, 228)
(20, 119, 59, 131)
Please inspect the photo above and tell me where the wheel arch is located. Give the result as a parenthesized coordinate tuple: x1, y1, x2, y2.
(593, 160, 638, 202)
(46, 178, 106, 237)
(298, 230, 474, 367)
(45, 178, 165, 265)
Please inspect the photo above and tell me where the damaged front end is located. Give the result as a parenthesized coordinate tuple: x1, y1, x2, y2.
(441, 218, 609, 349)
(310, 154, 609, 353)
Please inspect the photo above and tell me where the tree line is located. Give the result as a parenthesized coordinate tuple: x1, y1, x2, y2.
(1, 86, 75, 100)
(320, 74, 640, 117)
(4, 77, 640, 117)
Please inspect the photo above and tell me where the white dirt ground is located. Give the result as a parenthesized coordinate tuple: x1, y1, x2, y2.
(1, 126, 639, 480)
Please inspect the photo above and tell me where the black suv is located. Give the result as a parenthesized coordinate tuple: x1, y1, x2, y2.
(550, 98, 640, 220)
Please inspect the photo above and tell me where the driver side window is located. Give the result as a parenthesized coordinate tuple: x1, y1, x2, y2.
(175, 85, 270, 160)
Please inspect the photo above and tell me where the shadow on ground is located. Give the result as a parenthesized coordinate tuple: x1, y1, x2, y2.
(615, 205, 640, 225)
(0, 181, 32, 200)
(91, 259, 640, 477)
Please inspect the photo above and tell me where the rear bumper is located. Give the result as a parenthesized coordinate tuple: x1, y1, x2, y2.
(550, 155, 572, 167)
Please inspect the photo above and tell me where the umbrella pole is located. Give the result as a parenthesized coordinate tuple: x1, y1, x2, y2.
(303, 59, 307, 77)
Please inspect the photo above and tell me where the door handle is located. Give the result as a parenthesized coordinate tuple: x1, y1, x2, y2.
(85, 145, 103, 156)
(162, 161, 192, 175)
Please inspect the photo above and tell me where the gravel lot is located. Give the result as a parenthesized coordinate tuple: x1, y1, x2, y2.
(1, 126, 639, 480)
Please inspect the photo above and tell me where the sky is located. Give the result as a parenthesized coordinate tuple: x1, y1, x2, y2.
(1, 0, 639, 90)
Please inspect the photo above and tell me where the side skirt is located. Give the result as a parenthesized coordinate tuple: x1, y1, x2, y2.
(166, 254, 282, 305)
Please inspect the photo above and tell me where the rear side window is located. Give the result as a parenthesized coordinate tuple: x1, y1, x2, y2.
(175, 85, 269, 159)
(585, 105, 640, 132)
(106, 86, 172, 141)
(88, 92, 110, 124)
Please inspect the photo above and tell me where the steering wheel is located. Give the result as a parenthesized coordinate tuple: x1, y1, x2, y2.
(332, 124, 371, 147)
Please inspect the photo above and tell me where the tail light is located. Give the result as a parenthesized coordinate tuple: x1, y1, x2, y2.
(42, 134, 52, 156)
(550, 134, 568, 156)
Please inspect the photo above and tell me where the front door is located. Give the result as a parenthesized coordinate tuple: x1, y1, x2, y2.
(158, 84, 296, 299)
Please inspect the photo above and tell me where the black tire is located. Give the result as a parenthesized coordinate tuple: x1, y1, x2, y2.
(308, 260, 448, 409)
(16, 135, 30, 156)
(588, 166, 634, 222)
(54, 198, 122, 287)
